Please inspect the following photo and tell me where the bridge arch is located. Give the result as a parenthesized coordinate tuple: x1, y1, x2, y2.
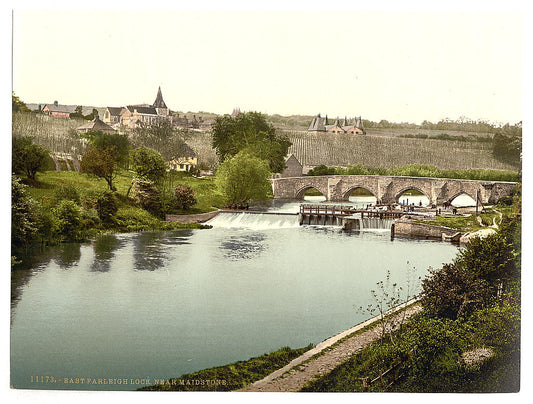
(342, 186, 377, 201)
(445, 191, 477, 207)
(295, 185, 327, 200)
(394, 186, 430, 205)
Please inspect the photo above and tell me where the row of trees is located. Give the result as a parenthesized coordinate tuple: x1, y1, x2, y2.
(307, 163, 521, 183)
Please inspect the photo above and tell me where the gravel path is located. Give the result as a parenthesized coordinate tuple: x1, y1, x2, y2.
(238, 301, 422, 392)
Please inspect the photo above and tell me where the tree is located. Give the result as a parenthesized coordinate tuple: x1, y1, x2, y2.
(131, 120, 190, 161)
(81, 130, 130, 168)
(211, 111, 291, 173)
(11, 175, 39, 247)
(12, 136, 49, 181)
(215, 151, 272, 207)
(70, 106, 84, 119)
(80, 146, 119, 191)
(12, 92, 30, 112)
(130, 147, 167, 183)
(492, 123, 522, 167)
(174, 185, 197, 210)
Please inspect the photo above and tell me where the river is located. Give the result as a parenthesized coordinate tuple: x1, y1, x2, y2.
(10, 199, 458, 390)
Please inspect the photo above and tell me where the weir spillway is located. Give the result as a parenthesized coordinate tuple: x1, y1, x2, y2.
(207, 207, 400, 231)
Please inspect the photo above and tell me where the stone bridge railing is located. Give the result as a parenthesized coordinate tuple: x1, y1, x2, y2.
(271, 175, 517, 206)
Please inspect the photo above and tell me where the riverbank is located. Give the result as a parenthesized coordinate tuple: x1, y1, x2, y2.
(238, 300, 421, 392)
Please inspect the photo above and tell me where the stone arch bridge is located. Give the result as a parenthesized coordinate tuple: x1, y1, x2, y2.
(271, 175, 517, 206)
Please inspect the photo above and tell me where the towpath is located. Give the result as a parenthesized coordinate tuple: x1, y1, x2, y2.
(238, 300, 421, 392)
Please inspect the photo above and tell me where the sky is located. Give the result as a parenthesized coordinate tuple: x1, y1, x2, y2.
(11, 5, 524, 125)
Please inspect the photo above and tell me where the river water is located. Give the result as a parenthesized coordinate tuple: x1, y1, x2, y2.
(10, 199, 458, 391)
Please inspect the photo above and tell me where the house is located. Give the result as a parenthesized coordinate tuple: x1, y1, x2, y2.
(167, 144, 198, 172)
(102, 107, 124, 127)
(42, 101, 74, 118)
(76, 116, 117, 134)
(280, 154, 303, 178)
(325, 118, 345, 134)
(308, 114, 365, 134)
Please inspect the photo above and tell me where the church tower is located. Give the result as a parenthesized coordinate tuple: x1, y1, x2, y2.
(153, 86, 169, 116)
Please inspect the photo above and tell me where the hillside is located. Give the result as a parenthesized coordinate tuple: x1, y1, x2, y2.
(284, 131, 516, 171)
(13, 111, 518, 173)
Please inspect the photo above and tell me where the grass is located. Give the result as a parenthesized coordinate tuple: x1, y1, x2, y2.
(139, 345, 314, 391)
(23, 170, 215, 239)
(416, 208, 501, 232)
(164, 171, 225, 214)
(301, 306, 520, 393)
(28, 169, 224, 215)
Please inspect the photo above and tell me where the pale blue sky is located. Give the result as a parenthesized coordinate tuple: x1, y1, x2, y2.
(12, 6, 523, 124)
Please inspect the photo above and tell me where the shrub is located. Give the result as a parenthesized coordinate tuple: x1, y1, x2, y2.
(11, 175, 39, 247)
(174, 184, 197, 210)
(52, 200, 82, 241)
(96, 191, 118, 224)
(54, 184, 81, 204)
(421, 264, 491, 320)
(130, 179, 163, 218)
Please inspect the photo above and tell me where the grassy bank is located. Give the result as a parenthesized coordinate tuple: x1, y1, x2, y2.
(14, 170, 219, 252)
(415, 208, 501, 232)
(139, 345, 314, 391)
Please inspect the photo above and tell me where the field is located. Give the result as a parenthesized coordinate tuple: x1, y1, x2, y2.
(284, 131, 516, 171)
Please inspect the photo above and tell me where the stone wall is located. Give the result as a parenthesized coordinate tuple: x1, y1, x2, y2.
(392, 219, 459, 240)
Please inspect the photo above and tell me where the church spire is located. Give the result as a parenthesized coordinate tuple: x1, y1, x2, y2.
(153, 86, 167, 109)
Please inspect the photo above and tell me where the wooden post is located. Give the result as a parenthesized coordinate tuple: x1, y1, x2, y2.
(359, 377, 370, 392)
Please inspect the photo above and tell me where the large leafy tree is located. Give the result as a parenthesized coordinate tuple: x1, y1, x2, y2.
(211, 111, 291, 173)
(215, 151, 272, 206)
(12, 136, 49, 181)
(130, 147, 167, 183)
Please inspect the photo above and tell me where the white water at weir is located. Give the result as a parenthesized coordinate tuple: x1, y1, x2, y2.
(208, 211, 395, 231)
(207, 212, 301, 230)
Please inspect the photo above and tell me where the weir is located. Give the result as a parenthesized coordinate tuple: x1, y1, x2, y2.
(207, 208, 396, 231)
(207, 211, 301, 230)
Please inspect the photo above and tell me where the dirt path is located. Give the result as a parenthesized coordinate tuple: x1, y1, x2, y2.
(165, 211, 219, 224)
(238, 301, 422, 392)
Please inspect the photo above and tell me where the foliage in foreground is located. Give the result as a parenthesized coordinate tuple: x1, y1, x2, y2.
(140, 345, 313, 391)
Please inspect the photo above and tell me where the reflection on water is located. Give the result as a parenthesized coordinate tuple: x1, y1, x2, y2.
(220, 233, 267, 260)
(91, 234, 124, 272)
(53, 243, 82, 269)
(133, 230, 193, 271)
